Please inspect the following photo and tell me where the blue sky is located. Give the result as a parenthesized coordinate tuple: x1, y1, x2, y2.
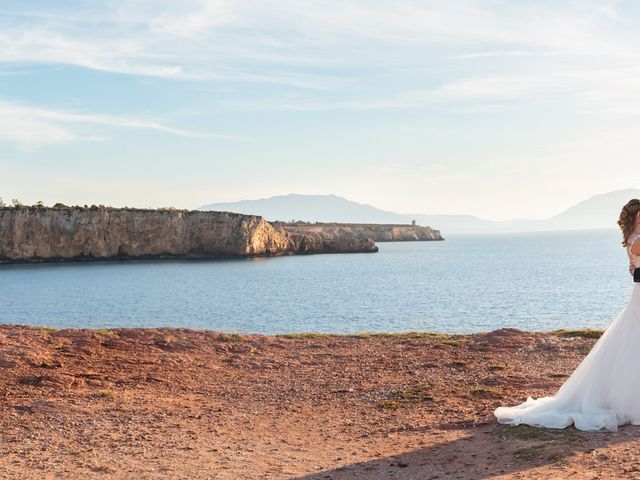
(1, 0, 640, 220)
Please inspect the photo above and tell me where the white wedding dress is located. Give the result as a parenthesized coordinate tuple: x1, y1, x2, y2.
(494, 232, 640, 431)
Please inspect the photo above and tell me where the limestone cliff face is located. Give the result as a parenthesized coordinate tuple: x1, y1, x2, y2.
(284, 229, 380, 254)
(281, 223, 444, 242)
(0, 207, 377, 263)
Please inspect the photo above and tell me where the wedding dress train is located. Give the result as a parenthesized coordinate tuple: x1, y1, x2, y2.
(494, 233, 640, 432)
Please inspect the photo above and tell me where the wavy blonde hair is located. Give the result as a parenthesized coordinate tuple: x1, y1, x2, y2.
(618, 198, 640, 246)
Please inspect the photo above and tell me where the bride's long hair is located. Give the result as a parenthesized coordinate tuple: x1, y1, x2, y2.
(618, 199, 640, 246)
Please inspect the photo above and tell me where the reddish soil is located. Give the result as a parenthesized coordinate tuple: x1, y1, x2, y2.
(0, 325, 639, 479)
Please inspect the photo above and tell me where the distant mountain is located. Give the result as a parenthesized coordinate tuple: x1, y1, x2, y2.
(201, 194, 407, 224)
(410, 188, 640, 233)
(200, 189, 640, 234)
(539, 188, 640, 231)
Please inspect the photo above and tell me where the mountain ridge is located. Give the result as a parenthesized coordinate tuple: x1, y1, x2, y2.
(201, 189, 640, 234)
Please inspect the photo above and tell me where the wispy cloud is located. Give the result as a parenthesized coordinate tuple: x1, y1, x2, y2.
(0, 101, 244, 149)
(236, 65, 640, 116)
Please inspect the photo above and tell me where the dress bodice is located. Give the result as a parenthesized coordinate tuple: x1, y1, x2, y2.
(628, 233, 640, 268)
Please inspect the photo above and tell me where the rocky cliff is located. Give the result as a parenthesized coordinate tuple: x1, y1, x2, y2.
(280, 222, 444, 242)
(0, 207, 377, 263)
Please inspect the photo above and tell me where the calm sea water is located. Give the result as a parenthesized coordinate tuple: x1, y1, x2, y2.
(0, 229, 632, 333)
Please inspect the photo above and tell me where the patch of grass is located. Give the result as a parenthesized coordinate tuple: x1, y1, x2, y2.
(30, 326, 59, 337)
(497, 424, 580, 442)
(219, 333, 243, 342)
(488, 364, 508, 371)
(391, 385, 434, 404)
(499, 425, 548, 440)
(550, 329, 603, 339)
(274, 331, 462, 340)
(399, 332, 457, 339)
(39, 361, 60, 369)
(377, 384, 435, 410)
(377, 400, 402, 410)
(350, 331, 462, 340)
(94, 329, 117, 337)
(349, 332, 401, 339)
(440, 339, 465, 347)
(469, 386, 500, 395)
(95, 390, 114, 398)
(513, 445, 547, 461)
(276, 331, 398, 339)
(547, 452, 571, 466)
(449, 360, 468, 367)
(276, 332, 334, 339)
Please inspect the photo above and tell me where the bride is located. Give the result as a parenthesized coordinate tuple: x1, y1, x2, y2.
(494, 198, 640, 432)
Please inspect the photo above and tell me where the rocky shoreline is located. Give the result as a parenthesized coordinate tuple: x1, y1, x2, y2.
(279, 221, 443, 242)
(2, 325, 638, 479)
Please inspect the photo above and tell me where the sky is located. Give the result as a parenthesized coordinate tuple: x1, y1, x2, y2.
(1, 0, 640, 221)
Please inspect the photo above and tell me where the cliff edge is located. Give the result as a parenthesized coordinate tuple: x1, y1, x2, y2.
(0, 206, 377, 263)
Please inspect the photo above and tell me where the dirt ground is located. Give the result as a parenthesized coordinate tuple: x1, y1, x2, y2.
(1, 325, 639, 479)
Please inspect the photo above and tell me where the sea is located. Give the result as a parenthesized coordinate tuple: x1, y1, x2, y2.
(0, 229, 632, 334)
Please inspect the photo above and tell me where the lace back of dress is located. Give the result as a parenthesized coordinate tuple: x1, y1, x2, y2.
(628, 233, 640, 267)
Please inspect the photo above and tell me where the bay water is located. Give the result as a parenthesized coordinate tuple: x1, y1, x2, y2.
(0, 229, 631, 334)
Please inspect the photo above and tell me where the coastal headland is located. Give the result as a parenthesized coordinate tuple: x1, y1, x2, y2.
(0, 206, 442, 264)
(278, 221, 443, 242)
(0, 325, 633, 479)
